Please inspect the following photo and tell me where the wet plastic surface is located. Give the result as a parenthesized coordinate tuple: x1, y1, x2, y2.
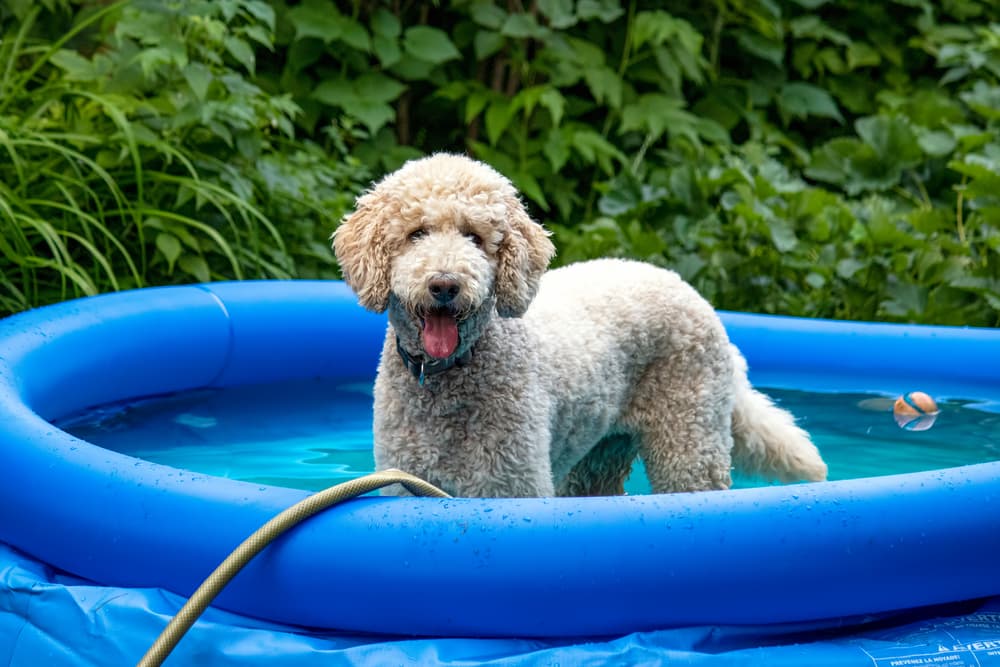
(0, 281, 997, 638)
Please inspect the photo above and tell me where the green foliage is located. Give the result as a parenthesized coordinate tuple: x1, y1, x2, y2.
(258, 0, 998, 326)
(3, 0, 999, 327)
(0, 0, 366, 315)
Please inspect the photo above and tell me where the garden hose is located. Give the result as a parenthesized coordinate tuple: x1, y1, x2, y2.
(137, 469, 450, 667)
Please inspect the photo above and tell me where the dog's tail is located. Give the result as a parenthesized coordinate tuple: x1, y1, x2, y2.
(729, 345, 828, 483)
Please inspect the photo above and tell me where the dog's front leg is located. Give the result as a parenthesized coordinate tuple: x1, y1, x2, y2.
(373, 417, 555, 498)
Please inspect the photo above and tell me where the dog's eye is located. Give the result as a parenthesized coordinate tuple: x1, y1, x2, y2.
(464, 232, 482, 247)
(408, 228, 426, 242)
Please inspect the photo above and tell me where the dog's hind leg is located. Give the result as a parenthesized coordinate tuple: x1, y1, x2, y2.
(556, 434, 637, 497)
(622, 353, 735, 494)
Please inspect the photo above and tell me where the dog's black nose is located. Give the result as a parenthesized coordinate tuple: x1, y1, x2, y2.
(428, 277, 460, 304)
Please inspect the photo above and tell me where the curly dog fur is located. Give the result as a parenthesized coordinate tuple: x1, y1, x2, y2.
(334, 153, 827, 497)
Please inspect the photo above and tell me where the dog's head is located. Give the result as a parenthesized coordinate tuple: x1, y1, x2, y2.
(333, 154, 555, 358)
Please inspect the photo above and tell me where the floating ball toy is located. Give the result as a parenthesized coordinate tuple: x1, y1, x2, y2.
(893, 391, 939, 431)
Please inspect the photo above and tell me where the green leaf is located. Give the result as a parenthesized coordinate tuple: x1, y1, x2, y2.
(907, 208, 950, 235)
(674, 253, 707, 281)
(583, 66, 623, 108)
(391, 58, 435, 81)
(182, 63, 212, 101)
(242, 25, 273, 49)
(950, 125, 994, 153)
(777, 83, 844, 122)
(917, 130, 957, 157)
(836, 258, 866, 279)
(312, 74, 405, 106)
(464, 89, 491, 123)
(50, 50, 96, 81)
(374, 34, 402, 67)
(846, 42, 881, 69)
(371, 9, 401, 37)
(621, 94, 684, 139)
(736, 30, 784, 66)
(901, 90, 965, 128)
(598, 172, 643, 216)
(485, 99, 517, 145)
(403, 26, 461, 64)
(960, 82, 1000, 121)
(882, 282, 927, 318)
(510, 171, 548, 210)
(309, 79, 349, 111)
(474, 30, 505, 60)
(311, 74, 404, 134)
(789, 15, 850, 45)
(570, 128, 626, 172)
(347, 102, 396, 135)
(577, 0, 624, 23)
(808, 129, 911, 195)
(470, 3, 507, 29)
(287, 0, 343, 43)
(179, 255, 211, 283)
(156, 232, 182, 272)
(244, 1, 276, 30)
(856, 116, 921, 167)
(337, 18, 371, 52)
(768, 219, 798, 252)
(543, 128, 572, 171)
(354, 73, 406, 104)
(692, 116, 730, 145)
(285, 38, 325, 73)
(501, 13, 549, 39)
(805, 137, 860, 186)
(948, 154, 1000, 198)
(538, 88, 565, 127)
(568, 36, 606, 67)
(620, 94, 724, 147)
(805, 272, 826, 288)
(224, 36, 255, 73)
(538, 0, 576, 28)
(633, 11, 680, 48)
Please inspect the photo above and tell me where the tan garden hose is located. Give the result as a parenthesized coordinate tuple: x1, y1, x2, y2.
(137, 469, 450, 667)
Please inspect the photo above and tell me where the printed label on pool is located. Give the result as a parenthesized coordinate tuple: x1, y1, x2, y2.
(862, 611, 1000, 666)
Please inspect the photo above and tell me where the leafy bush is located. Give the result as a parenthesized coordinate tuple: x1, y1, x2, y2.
(3, 0, 998, 327)
(0, 0, 366, 315)
(262, 0, 999, 326)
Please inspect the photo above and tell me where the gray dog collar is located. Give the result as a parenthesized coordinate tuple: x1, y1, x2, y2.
(395, 336, 472, 386)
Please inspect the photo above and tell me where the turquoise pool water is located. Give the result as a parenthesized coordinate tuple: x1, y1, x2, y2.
(58, 378, 1000, 493)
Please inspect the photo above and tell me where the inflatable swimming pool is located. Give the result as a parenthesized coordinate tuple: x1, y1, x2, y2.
(0, 281, 998, 640)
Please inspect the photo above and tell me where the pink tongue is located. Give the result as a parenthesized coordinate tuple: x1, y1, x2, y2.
(422, 313, 459, 359)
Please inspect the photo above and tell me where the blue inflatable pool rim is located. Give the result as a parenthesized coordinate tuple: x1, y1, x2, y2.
(0, 281, 998, 637)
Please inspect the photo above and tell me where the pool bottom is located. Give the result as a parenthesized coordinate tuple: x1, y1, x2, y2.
(2, 542, 998, 667)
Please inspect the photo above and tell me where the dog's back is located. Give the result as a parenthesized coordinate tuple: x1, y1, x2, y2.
(528, 258, 826, 486)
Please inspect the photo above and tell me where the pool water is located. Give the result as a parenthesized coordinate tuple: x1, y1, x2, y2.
(58, 378, 1000, 493)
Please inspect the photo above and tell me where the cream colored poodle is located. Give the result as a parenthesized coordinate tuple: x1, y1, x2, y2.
(333, 153, 827, 497)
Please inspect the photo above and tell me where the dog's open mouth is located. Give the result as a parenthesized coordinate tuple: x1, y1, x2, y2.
(421, 308, 459, 359)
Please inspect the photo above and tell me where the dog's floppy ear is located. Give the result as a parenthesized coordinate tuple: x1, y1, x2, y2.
(495, 193, 555, 317)
(332, 196, 391, 312)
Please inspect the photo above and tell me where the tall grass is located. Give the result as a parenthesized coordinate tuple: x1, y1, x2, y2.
(0, 0, 366, 317)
